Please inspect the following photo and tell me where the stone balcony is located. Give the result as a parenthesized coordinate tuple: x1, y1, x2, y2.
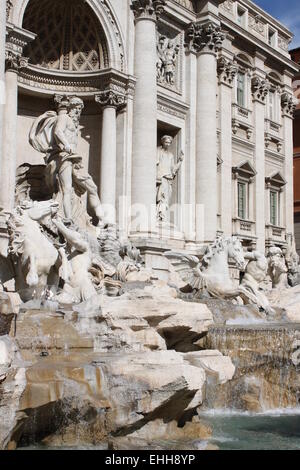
(265, 118, 282, 138)
(265, 224, 287, 246)
(232, 104, 253, 140)
(232, 104, 252, 126)
(232, 218, 256, 239)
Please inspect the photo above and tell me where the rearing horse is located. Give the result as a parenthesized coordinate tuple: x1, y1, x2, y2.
(8, 200, 61, 290)
(166, 236, 258, 304)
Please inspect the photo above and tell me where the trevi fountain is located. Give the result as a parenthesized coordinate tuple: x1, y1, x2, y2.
(0, 95, 299, 451)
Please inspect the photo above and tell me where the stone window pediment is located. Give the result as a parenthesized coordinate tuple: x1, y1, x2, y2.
(232, 160, 257, 182)
(265, 171, 286, 189)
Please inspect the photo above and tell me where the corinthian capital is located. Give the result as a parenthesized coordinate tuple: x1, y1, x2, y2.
(281, 92, 298, 118)
(217, 57, 238, 87)
(185, 22, 224, 54)
(95, 90, 126, 110)
(131, 0, 166, 21)
(5, 51, 28, 73)
(251, 76, 270, 103)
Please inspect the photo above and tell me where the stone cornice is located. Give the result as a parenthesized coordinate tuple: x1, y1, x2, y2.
(185, 21, 225, 55)
(131, 0, 166, 22)
(17, 66, 136, 96)
(5, 23, 36, 73)
(219, 15, 298, 74)
(217, 56, 237, 87)
(251, 76, 270, 104)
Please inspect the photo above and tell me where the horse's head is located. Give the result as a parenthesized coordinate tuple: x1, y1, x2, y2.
(226, 237, 246, 271)
(20, 200, 59, 222)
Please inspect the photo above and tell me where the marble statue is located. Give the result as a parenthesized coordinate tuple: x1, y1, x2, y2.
(7, 200, 63, 291)
(241, 251, 275, 315)
(166, 236, 261, 306)
(267, 246, 289, 289)
(29, 95, 104, 226)
(157, 34, 179, 85)
(285, 236, 300, 287)
(156, 135, 184, 222)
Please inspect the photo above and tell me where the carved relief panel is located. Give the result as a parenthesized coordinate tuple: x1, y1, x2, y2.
(157, 21, 183, 94)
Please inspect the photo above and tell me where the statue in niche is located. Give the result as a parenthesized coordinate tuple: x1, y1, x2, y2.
(157, 34, 180, 86)
(156, 135, 184, 222)
(29, 95, 104, 227)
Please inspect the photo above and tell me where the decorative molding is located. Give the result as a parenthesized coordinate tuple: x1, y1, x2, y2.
(278, 35, 290, 52)
(281, 92, 297, 118)
(157, 94, 189, 120)
(95, 89, 126, 109)
(220, 0, 234, 15)
(173, 0, 194, 10)
(131, 0, 166, 21)
(217, 57, 237, 87)
(5, 51, 28, 73)
(248, 14, 265, 37)
(99, 0, 126, 72)
(251, 76, 270, 103)
(185, 22, 224, 54)
(5, 24, 35, 73)
(6, 0, 13, 21)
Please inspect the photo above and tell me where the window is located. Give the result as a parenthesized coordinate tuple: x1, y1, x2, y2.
(237, 7, 246, 26)
(237, 72, 245, 108)
(270, 190, 279, 225)
(238, 182, 247, 219)
(269, 91, 275, 121)
(268, 29, 276, 47)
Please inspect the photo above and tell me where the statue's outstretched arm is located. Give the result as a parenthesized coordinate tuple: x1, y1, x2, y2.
(53, 219, 89, 253)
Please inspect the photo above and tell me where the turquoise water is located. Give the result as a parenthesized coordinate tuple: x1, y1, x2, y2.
(18, 410, 300, 450)
(199, 410, 300, 450)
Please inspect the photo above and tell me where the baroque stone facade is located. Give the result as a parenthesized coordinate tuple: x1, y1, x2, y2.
(0, 0, 298, 281)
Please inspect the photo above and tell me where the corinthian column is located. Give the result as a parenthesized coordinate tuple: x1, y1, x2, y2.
(281, 89, 297, 237)
(130, 0, 166, 236)
(186, 22, 224, 243)
(251, 64, 269, 251)
(217, 53, 237, 236)
(95, 90, 126, 225)
(0, 26, 35, 210)
(0, 2, 7, 170)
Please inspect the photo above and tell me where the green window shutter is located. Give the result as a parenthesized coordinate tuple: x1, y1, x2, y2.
(238, 182, 246, 219)
(270, 191, 277, 226)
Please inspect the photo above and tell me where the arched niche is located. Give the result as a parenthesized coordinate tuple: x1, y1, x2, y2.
(10, 0, 126, 72)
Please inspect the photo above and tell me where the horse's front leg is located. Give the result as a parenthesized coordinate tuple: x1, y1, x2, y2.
(26, 253, 39, 287)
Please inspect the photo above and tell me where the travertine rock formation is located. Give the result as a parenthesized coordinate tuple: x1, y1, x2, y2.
(0, 285, 235, 450)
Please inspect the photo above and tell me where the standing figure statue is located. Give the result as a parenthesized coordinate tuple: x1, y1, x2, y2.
(29, 95, 104, 226)
(156, 34, 179, 86)
(241, 250, 275, 315)
(267, 246, 288, 289)
(156, 136, 184, 222)
(164, 40, 179, 85)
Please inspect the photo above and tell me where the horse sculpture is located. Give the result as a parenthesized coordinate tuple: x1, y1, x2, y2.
(166, 236, 260, 306)
(7, 200, 62, 291)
